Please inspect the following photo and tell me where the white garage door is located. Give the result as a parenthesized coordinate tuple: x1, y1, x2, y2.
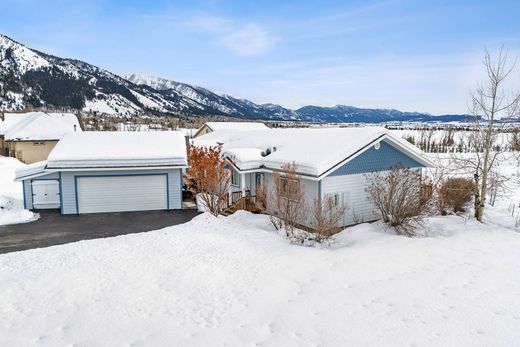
(76, 175, 168, 214)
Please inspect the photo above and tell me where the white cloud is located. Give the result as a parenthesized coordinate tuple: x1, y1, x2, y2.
(218, 24, 274, 56)
(183, 15, 274, 56)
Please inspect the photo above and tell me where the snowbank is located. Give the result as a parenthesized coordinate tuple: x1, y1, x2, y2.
(0, 156, 39, 225)
(0, 195, 38, 225)
(0, 210, 519, 346)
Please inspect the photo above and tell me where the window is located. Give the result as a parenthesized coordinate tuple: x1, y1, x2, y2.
(231, 170, 240, 187)
(33, 141, 45, 146)
(333, 194, 340, 206)
(280, 177, 299, 200)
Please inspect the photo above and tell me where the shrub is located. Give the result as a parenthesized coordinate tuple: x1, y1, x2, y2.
(309, 195, 347, 242)
(365, 167, 430, 236)
(268, 162, 307, 236)
(184, 144, 231, 216)
(438, 177, 475, 214)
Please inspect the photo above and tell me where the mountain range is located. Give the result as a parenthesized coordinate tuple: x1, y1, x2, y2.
(0, 34, 475, 123)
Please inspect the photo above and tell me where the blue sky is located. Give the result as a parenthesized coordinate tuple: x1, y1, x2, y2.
(1, 0, 519, 114)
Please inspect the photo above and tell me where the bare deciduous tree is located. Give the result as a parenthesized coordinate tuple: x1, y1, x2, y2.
(455, 47, 520, 222)
(309, 195, 347, 242)
(268, 162, 307, 236)
(365, 167, 430, 236)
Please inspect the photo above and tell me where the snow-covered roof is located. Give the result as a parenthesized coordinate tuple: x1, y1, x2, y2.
(0, 112, 81, 141)
(176, 128, 197, 138)
(193, 127, 434, 177)
(47, 131, 188, 169)
(0, 113, 33, 135)
(205, 122, 269, 131)
(14, 160, 48, 180)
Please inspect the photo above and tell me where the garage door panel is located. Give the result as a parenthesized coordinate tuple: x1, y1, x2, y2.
(77, 175, 168, 213)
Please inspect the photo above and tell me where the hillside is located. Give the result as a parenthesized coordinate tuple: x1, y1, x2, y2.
(0, 34, 475, 123)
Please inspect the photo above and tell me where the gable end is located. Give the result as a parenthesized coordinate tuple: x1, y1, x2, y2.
(329, 139, 425, 177)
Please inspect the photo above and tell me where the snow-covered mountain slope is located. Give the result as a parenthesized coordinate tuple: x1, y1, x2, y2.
(1, 34, 475, 122)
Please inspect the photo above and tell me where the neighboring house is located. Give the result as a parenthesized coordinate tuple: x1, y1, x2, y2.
(14, 131, 188, 214)
(0, 112, 81, 163)
(193, 121, 269, 138)
(176, 128, 197, 139)
(193, 127, 435, 228)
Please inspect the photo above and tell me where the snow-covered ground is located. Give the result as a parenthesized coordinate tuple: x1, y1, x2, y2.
(0, 156, 38, 225)
(0, 211, 519, 346)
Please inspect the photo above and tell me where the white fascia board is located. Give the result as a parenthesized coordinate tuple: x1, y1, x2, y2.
(227, 159, 321, 181)
(318, 134, 435, 180)
(14, 170, 59, 181)
(382, 135, 436, 168)
(53, 165, 188, 172)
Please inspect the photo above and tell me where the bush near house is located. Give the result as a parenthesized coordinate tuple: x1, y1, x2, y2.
(268, 162, 307, 237)
(365, 167, 431, 237)
(184, 144, 231, 216)
(309, 195, 347, 242)
(438, 177, 475, 214)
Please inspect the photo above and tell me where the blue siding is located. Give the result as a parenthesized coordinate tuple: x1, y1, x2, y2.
(22, 180, 28, 209)
(329, 140, 424, 177)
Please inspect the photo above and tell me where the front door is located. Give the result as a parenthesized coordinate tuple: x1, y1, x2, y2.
(32, 180, 60, 209)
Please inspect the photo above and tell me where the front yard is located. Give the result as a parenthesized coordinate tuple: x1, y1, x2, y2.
(0, 210, 519, 346)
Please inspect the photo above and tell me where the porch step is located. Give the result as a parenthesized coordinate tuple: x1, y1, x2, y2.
(220, 195, 262, 217)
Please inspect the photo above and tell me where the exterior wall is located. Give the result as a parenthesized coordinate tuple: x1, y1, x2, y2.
(228, 168, 255, 194)
(321, 139, 426, 227)
(22, 172, 60, 210)
(328, 140, 424, 177)
(59, 168, 182, 214)
(7, 140, 59, 164)
(263, 172, 319, 227)
(321, 173, 381, 226)
(23, 179, 32, 210)
(0, 136, 7, 156)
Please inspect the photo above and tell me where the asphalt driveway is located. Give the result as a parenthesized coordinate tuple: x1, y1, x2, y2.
(0, 209, 200, 254)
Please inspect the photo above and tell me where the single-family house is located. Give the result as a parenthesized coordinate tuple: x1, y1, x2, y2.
(193, 127, 435, 227)
(193, 121, 269, 138)
(0, 112, 81, 163)
(14, 131, 188, 214)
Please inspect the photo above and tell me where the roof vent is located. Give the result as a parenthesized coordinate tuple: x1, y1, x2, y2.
(261, 146, 278, 157)
(261, 148, 272, 157)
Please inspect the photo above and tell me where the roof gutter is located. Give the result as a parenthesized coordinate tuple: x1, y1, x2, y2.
(15, 165, 188, 181)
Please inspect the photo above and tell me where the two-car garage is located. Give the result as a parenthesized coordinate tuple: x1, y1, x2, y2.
(16, 131, 188, 215)
(75, 175, 169, 214)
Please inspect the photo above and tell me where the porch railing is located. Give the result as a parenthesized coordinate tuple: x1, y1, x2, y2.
(227, 190, 251, 208)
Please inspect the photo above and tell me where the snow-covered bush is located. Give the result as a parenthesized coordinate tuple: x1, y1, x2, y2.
(365, 167, 430, 237)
